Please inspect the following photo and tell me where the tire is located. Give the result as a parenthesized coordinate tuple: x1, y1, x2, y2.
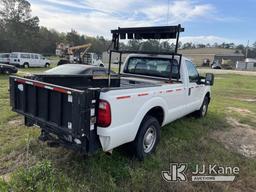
(45, 63, 50, 68)
(23, 63, 29, 68)
(133, 116, 160, 160)
(194, 96, 209, 118)
(100, 64, 104, 67)
(4, 69, 11, 75)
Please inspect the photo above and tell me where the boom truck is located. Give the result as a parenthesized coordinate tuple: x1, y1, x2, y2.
(56, 43, 104, 67)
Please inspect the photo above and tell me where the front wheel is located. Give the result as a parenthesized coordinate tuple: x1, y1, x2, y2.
(194, 96, 209, 118)
(133, 116, 160, 160)
(45, 63, 50, 68)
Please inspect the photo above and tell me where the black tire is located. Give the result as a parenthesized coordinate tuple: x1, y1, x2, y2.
(4, 69, 11, 75)
(45, 63, 50, 68)
(194, 96, 209, 118)
(23, 63, 29, 68)
(100, 64, 104, 67)
(133, 116, 160, 160)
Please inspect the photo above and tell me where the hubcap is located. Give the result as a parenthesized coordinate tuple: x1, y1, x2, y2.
(202, 103, 207, 116)
(143, 126, 156, 153)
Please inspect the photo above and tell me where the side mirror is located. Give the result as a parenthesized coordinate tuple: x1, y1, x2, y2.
(205, 73, 214, 86)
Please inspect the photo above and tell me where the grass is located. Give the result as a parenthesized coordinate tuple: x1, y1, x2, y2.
(0, 68, 256, 192)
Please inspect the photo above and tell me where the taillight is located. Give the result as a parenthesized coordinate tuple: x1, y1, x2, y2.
(97, 100, 111, 127)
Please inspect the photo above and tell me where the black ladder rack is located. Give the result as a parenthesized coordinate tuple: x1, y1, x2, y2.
(108, 24, 185, 85)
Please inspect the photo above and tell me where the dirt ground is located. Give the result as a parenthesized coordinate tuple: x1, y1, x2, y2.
(212, 107, 256, 159)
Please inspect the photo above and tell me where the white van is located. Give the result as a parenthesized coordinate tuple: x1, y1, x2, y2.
(0, 53, 10, 64)
(9, 52, 50, 68)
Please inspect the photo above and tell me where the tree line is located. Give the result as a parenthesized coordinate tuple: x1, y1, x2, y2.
(1, 0, 256, 58)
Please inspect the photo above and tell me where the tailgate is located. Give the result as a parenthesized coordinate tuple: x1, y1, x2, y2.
(9, 76, 100, 153)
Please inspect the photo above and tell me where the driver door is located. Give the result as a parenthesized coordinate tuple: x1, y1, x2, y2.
(185, 60, 202, 112)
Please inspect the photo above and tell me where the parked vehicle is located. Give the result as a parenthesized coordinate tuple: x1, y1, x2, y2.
(56, 43, 104, 67)
(9, 52, 50, 68)
(0, 64, 18, 74)
(44, 64, 115, 75)
(9, 25, 214, 160)
(0, 53, 10, 64)
(211, 61, 222, 69)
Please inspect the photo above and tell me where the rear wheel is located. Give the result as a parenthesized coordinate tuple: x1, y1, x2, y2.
(194, 96, 209, 118)
(23, 63, 29, 68)
(133, 116, 160, 160)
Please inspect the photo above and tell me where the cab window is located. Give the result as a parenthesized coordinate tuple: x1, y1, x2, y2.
(125, 57, 179, 79)
(185, 60, 199, 83)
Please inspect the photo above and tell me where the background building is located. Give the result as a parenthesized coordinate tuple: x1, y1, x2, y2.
(102, 48, 245, 68)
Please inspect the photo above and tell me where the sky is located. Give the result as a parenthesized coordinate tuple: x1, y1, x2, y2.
(29, 0, 256, 45)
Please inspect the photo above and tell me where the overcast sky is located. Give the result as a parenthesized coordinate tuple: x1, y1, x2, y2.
(29, 0, 256, 45)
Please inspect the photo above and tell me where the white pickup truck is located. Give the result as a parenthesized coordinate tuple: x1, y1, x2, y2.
(9, 25, 214, 160)
(98, 54, 213, 159)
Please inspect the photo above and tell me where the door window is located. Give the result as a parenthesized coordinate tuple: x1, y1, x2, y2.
(20, 54, 31, 59)
(185, 60, 199, 83)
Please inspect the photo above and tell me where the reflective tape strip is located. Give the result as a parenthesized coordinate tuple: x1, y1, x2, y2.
(15, 79, 26, 84)
(166, 90, 174, 93)
(53, 87, 69, 94)
(138, 93, 149, 97)
(15, 78, 72, 94)
(44, 85, 53, 90)
(117, 96, 131, 100)
(25, 81, 33, 85)
(33, 82, 45, 88)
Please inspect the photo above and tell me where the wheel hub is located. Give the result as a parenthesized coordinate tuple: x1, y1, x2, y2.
(143, 126, 156, 153)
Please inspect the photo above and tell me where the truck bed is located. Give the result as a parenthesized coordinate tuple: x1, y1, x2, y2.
(32, 74, 163, 91)
(9, 74, 178, 153)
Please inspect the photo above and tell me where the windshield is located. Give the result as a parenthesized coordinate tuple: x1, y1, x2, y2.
(124, 57, 179, 79)
(45, 64, 87, 75)
(0, 54, 9, 58)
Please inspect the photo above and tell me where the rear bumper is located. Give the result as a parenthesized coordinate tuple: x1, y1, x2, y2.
(97, 123, 135, 151)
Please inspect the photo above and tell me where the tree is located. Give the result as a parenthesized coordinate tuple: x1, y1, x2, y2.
(182, 42, 193, 49)
(66, 30, 81, 46)
(127, 40, 141, 51)
(0, 0, 39, 52)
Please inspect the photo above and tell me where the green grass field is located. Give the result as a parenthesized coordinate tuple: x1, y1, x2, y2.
(0, 67, 256, 192)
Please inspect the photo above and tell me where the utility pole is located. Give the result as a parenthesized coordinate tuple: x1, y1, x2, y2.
(245, 40, 249, 70)
(245, 40, 249, 58)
